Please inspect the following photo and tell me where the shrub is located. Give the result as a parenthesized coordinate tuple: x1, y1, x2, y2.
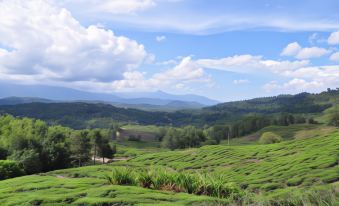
(259, 132, 282, 144)
(0, 160, 25, 180)
(137, 170, 153, 188)
(106, 167, 243, 199)
(106, 168, 136, 185)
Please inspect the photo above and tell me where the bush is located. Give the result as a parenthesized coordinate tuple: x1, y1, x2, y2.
(106, 168, 136, 185)
(0, 160, 25, 180)
(259, 132, 282, 144)
(106, 167, 243, 199)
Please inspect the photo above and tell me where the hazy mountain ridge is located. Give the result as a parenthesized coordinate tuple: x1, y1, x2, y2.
(0, 83, 218, 108)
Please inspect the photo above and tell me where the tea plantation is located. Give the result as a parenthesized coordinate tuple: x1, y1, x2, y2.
(0, 130, 338, 205)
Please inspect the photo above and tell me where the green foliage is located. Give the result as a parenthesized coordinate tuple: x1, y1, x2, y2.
(106, 167, 136, 185)
(0, 160, 24, 180)
(106, 167, 244, 199)
(9, 149, 42, 174)
(161, 126, 205, 150)
(259, 132, 282, 144)
(70, 131, 91, 167)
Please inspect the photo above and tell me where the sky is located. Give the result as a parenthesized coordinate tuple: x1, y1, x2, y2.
(0, 0, 339, 101)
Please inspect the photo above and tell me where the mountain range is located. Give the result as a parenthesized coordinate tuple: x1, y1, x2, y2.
(0, 83, 219, 110)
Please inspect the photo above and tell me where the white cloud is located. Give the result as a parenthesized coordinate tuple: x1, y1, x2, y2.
(194, 54, 337, 94)
(328, 30, 339, 45)
(233, 79, 249, 84)
(0, 0, 147, 84)
(156, 35, 166, 42)
(263, 78, 323, 93)
(196, 54, 309, 74)
(295, 47, 329, 59)
(109, 56, 210, 91)
(263, 65, 339, 93)
(281, 42, 329, 59)
(281, 42, 301, 56)
(330, 52, 339, 62)
(61, 0, 156, 15)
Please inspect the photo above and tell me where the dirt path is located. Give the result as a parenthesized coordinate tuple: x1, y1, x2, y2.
(91, 156, 130, 164)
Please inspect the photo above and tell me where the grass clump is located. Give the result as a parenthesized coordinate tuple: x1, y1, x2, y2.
(106, 167, 136, 185)
(259, 132, 282, 144)
(106, 167, 243, 200)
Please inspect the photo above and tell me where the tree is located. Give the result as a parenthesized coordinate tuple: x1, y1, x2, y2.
(40, 126, 71, 171)
(161, 128, 179, 150)
(90, 129, 103, 165)
(259, 132, 282, 144)
(71, 131, 91, 167)
(98, 137, 115, 163)
(9, 149, 42, 174)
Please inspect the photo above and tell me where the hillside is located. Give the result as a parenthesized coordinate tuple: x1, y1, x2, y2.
(0, 102, 170, 129)
(0, 90, 337, 129)
(0, 130, 337, 205)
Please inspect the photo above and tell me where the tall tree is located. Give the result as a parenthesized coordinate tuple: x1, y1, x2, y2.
(71, 131, 91, 167)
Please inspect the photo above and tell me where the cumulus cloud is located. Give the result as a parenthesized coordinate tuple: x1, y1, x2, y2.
(194, 54, 337, 93)
(281, 42, 329, 59)
(263, 65, 339, 93)
(328, 30, 339, 45)
(281, 42, 301, 56)
(109, 57, 209, 91)
(156, 35, 166, 42)
(0, 0, 147, 85)
(263, 78, 323, 93)
(330, 52, 339, 62)
(295, 47, 330, 59)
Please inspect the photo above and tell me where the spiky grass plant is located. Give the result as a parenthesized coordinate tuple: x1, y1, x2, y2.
(106, 167, 244, 200)
(106, 167, 136, 185)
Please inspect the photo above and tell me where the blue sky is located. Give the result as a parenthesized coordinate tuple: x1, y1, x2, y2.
(0, 0, 338, 101)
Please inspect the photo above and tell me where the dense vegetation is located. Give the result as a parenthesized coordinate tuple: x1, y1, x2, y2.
(0, 115, 116, 176)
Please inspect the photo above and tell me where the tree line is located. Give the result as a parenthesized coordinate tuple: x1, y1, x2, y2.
(161, 113, 317, 150)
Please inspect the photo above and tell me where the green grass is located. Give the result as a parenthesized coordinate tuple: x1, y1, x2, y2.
(221, 124, 322, 146)
(0, 175, 219, 206)
(129, 130, 339, 191)
(0, 130, 338, 205)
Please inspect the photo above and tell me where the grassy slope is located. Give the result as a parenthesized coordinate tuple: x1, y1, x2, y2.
(0, 175, 217, 206)
(0, 130, 338, 205)
(129, 131, 339, 191)
(221, 124, 320, 145)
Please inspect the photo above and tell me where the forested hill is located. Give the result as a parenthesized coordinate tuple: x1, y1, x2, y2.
(0, 102, 170, 129)
(204, 90, 338, 114)
(0, 89, 337, 129)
